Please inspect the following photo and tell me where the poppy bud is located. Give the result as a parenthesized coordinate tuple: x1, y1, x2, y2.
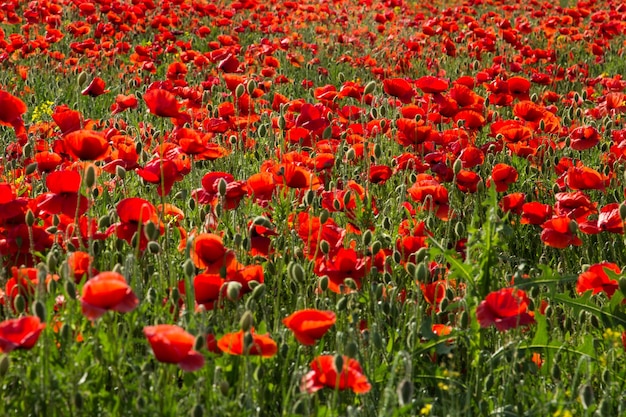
(227, 281, 242, 302)
(243, 331, 254, 353)
(569, 220, 578, 234)
(240, 311, 254, 332)
(194, 334, 205, 352)
(364, 80, 376, 95)
(345, 341, 358, 358)
(77, 71, 88, 87)
(333, 354, 344, 373)
(147, 241, 160, 254)
(33, 300, 46, 322)
(344, 278, 358, 291)
(397, 380, 413, 406)
(371, 240, 382, 255)
(25, 162, 38, 175)
(246, 80, 256, 96)
(192, 404, 204, 417)
(288, 262, 305, 282)
(579, 384, 594, 410)
(336, 296, 348, 311)
(319, 240, 330, 254)
(219, 381, 229, 396)
(346, 148, 356, 161)
(251, 283, 265, 300)
(47, 277, 58, 293)
(84, 164, 96, 189)
(551, 362, 561, 380)
(278, 116, 286, 130)
(217, 178, 228, 197)
(258, 123, 267, 138)
(116, 165, 126, 180)
(453, 158, 463, 175)
(65, 280, 77, 299)
(25, 209, 35, 227)
(0, 355, 9, 377)
(319, 276, 329, 292)
(235, 84, 245, 98)
(183, 259, 195, 278)
(13, 294, 25, 314)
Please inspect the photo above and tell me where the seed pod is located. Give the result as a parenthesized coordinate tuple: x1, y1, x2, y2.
(397, 379, 413, 406)
(84, 164, 97, 189)
(0, 355, 9, 376)
(194, 335, 205, 352)
(364, 80, 376, 95)
(33, 300, 46, 322)
(579, 384, 594, 409)
(240, 311, 254, 332)
(333, 354, 344, 373)
(235, 84, 245, 98)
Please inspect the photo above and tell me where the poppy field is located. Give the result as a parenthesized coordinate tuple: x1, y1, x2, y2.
(2, 0, 626, 415)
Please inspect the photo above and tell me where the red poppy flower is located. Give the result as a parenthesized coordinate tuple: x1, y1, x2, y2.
(569, 126, 599, 151)
(283, 309, 336, 345)
(576, 262, 620, 298)
(81, 76, 108, 97)
(383, 78, 414, 103)
(0, 316, 46, 353)
(111, 94, 138, 115)
(597, 203, 624, 234)
(143, 88, 190, 122)
(80, 271, 139, 320)
(63, 129, 110, 161)
(476, 288, 535, 331)
(144, 325, 205, 371)
(566, 165, 607, 191)
(192, 274, 225, 310)
(36, 170, 89, 217)
(67, 251, 98, 283)
(314, 248, 370, 293)
(113, 198, 160, 250)
(301, 355, 371, 394)
(554, 191, 597, 222)
(415, 76, 449, 94)
(217, 329, 277, 357)
(0, 90, 27, 135)
(507, 76, 531, 101)
(488, 163, 518, 192)
(540, 216, 583, 249)
(190, 233, 230, 272)
(499, 192, 526, 214)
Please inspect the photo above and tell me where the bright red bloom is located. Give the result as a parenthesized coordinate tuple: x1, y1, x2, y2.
(67, 251, 98, 283)
(36, 170, 89, 217)
(80, 272, 139, 320)
(569, 126, 599, 151)
(383, 78, 414, 103)
(143, 325, 205, 371)
(192, 274, 225, 310)
(112, 198, 161, 250)
(499, 193, 526, 214)
(190, 233, 231, 272)
(63, 130, 110, 161)
(143, 88, 190, 122)
(576, 262, 620, 298)
(0, 90, 27, 138)
(521, 202, 553, 225)
(540, 216, 582, 249)
(0, 316, 45, 353)
(301, 355, 371, 394)
(598, 203, 624, 234)
(489, 163, 518, 192)
(81, 77, 108, 97)
(217, 329, 277, 357)
(314, 248, 370, 293)
(415, 76, 449, 94)
(111, 94, 138, 115)
(566, 165, 607, 191)
(476, 288, 535, 331)
(283, 309, 336, 345)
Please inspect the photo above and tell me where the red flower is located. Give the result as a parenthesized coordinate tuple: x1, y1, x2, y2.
(36, 170, 89, 217)
(499, 193, 526, 214)
(190, 233, 230, 272)
(192, 274, 225, 310)
(0, 316, 45, 353)
(112, 197, 161, 250)
(217, 329, 277, 357)
(143, 88, 190, 122)
(540, 216, 583, 248)
(301, 355, 371, 394)
(111, 94, 138, 115)
(80, 272, 139, 320)
(476, 288, 535, 331)
(576, 262, 620, 298)
(283, 309, 336, 345)
(81, 77, 108, 97)
(0, 90, 27, 138)
(314, 248, 370, 293)
(598, 203, 624, 234)
(489, 163, 518, 192)
(67, 251, 98, 283)
(521, 202, 552, 225)
(383, 78, 414, 103)
(569, 126, 599, 151)
(566, 165, 607, 191)
(143, 325, 205, 371)
(415, 76, 449, 94)
(63, 129, 110, 161)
